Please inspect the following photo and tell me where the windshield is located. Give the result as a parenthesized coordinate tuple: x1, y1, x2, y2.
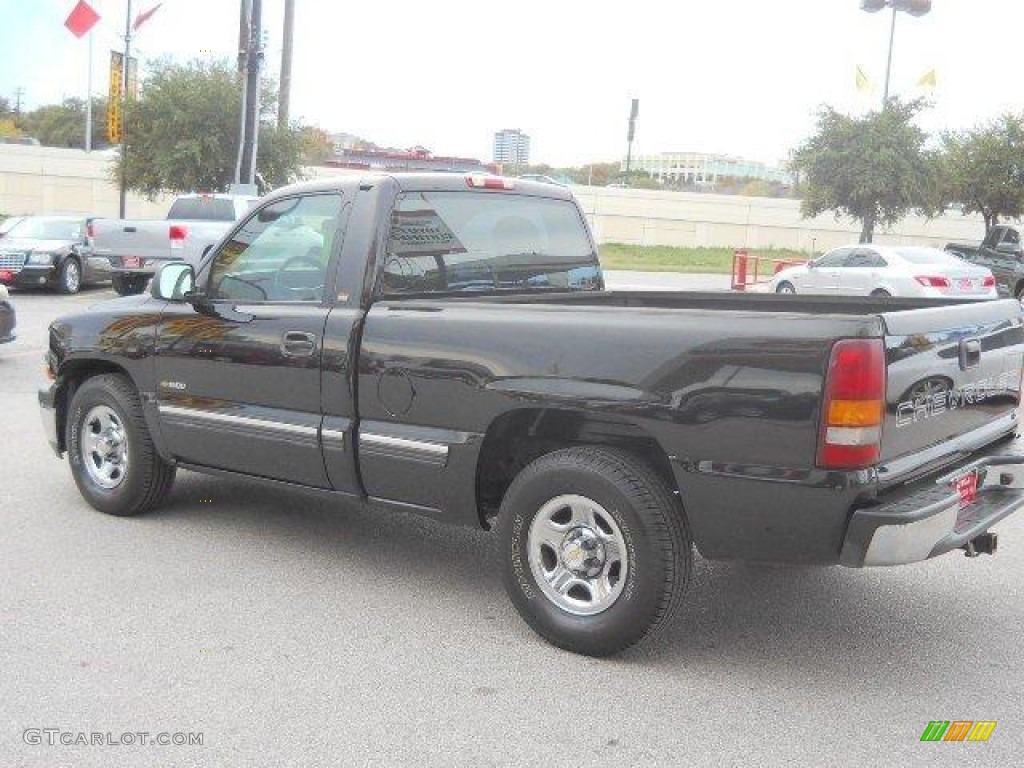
(6, 217, 82, 241)
(895, 247, 965, 265)
(381, 191, 600, 295)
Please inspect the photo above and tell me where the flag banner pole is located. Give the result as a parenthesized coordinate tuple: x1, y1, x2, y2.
(85, 29, 93, 152)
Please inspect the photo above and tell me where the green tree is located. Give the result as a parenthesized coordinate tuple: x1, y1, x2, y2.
(0, 117, 20, 138)
(20, 97, 109, 149)
(791, 98, 940, 243)
(297, 126, 334, 165)
(572, 162, 619, 186)
(940, 115, 1024, 234)
(117, 59, 308, 197)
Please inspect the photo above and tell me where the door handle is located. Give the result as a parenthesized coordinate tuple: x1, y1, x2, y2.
(281, 331, 317, 357)
(959, 339, 981, 371)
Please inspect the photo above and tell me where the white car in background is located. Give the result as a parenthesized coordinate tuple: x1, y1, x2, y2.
(770, 245, 997, 300)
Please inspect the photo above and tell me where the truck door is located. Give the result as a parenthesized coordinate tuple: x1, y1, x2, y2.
(154, 192, 345, 489)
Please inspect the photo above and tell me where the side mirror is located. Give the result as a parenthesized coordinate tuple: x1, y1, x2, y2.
(151, 262, 195, 301)
(807, 259, 818, 269)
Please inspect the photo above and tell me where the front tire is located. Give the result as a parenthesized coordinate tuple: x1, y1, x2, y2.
(776, 281, 795, 294)
(67, 373, 175, 516)
(498, 447, 692, 656)
(870, 288, 891, 297)
(57, 258, 81, 294)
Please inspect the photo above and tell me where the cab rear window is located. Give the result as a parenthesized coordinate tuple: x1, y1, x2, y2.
(167, 198, 237, 222)
(380, 191, 601, 296)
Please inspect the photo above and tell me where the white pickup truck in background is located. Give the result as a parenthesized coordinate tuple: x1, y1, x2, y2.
(91, 193, 257, 295)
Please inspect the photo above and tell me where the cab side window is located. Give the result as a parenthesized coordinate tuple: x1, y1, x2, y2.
(207, 194, 343, 303)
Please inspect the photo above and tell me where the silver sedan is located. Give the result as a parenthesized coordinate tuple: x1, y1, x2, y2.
(770, 245, 997, 300)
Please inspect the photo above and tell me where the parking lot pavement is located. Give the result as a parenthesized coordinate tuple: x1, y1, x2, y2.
(3, 289, 1022, 767)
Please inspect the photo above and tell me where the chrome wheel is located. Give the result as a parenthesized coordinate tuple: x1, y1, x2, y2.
(80, 405, 129, 489)
(776, 282, 795, 294)
(528, 494, 629, 616)
(63, 260, 80, 293)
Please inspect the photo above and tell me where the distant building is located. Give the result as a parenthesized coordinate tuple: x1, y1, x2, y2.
(627, 151, 791, 185)
(329, 132, 362, 152)
(493, 129, 530, 167)
(325, 145, 495, 174)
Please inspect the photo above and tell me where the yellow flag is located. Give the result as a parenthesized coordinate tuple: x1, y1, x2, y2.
(856, 66, 871, 93)
(917, 68, 937, 88)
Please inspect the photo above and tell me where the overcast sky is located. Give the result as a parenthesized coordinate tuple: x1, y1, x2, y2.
(2, 0, 1022, 168)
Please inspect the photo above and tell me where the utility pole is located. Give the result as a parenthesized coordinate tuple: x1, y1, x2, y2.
(239, 0, 263, 186)
(13, 87, 24, 114)
(624, 98, 638, 181)
(119, 0, 132, 218)
(279, 0, 294, 131)
(237, 0, 250, 76)
(233, 0, 252, 184)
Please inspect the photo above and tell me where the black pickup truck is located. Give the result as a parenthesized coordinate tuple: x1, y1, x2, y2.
(39, 173, 1024, 656)
(946, 224, 1024, 298)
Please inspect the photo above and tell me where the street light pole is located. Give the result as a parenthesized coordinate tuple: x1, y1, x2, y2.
(883, 4, 897, 105)
(119, 0, 132, 218)
(860, 0, 932, 108)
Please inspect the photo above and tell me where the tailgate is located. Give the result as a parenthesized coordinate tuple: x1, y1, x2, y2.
(879, 299, 1024, 482)
(91, 220, 172, 263)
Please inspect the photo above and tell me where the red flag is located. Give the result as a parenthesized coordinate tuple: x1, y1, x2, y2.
(64, 0, 100, 38)
(132, 3, 163, 32)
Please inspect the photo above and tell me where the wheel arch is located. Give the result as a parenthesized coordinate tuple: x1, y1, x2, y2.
(54, 359, 137, 454)
(474, 406, 679, 528)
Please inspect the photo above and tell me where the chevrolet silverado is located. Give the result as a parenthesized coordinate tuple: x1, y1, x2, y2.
(39, 173, 1024, 656)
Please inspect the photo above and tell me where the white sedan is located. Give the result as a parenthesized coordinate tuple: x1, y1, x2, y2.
(769, 245, 997, 300)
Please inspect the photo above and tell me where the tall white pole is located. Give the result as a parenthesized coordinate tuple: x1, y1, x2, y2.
(85, 29, 93, 151)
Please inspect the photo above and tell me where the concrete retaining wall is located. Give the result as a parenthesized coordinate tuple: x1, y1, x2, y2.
(1, 145, 988, 252)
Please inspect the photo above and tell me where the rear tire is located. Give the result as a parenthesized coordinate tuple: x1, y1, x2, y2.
(776, 281, 795, 294)
(67, 373, 176, 516)
(870, 289, 891, 297)
(112, 273, 146, 296)
(57, 258, 81, 294)
(498, 447, 692, 657)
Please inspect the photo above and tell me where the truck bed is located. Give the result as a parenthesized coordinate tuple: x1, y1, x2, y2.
(462, 288, 995, 315)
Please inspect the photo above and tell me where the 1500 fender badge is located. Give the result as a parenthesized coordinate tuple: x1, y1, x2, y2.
(159, 381, 187, 391)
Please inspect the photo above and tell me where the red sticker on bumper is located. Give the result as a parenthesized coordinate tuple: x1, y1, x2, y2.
(953, 472, 978, 507)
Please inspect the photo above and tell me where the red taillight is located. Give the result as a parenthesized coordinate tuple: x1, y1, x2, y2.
(982, 275, 996, 288)
(169, 224, 187, 249)
(817, 339, 886, 470)
(914, 275, 950, 288)
(86, 221, 94, 239)
(466, 174, 515, 190)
